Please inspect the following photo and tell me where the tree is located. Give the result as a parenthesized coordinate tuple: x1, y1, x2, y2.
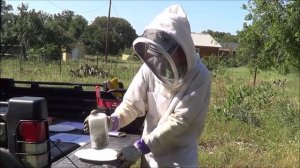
(2, 3, 48, 59)
(24, 9, 50, 49)
(81, 23, 106, 54)
(238, 0, 300, 73)
(1, 1, 137, 60)
(1, 0, 13, 32)
(81, 16, 137, 55)
(69, 15, 88, 42)
(47, 10, 76, 46)
(1, 0, 12, 12)
(44, 10, 88, 54)
(1, 1, 64, 60)
(16, 3, 29, 59)
(1, 0, 18, 58)
(202, 29, 237, 43)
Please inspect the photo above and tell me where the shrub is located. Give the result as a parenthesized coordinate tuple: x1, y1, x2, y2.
(202, 55, 221, 71)
(213, 82, 277, 127)
(69, 64, 109, 78)
(35, 44, 61, 61)
(213, 80, 299, 137)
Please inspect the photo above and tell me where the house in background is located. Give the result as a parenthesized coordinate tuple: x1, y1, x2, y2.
(62, 43, 85, 61)
(191, 32, 222, 58)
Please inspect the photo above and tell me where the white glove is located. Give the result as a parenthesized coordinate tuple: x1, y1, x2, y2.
(83, 109, 119, 133)
(117, 145, 141, 168)
(83, 109, 97, 133)
(117, 139, 150, 168)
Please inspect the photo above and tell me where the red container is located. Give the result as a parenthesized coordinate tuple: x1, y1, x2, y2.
(95, 85, 125, 115)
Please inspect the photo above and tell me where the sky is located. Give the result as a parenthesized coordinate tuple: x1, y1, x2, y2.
(6, 0, 248, 35)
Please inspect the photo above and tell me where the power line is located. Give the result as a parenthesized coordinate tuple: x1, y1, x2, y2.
(77, 3, 108, 14)
(45, 0, 108, 14)
(45, 0, 65, 11)
(111, 3, 119, 18)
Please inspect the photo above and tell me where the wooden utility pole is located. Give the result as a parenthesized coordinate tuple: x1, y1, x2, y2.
(104, 0, 112, 63)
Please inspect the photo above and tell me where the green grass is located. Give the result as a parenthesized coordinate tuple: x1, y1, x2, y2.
(223, 66, 299, 98)
(201, 66, 299, 167)
(0, 56, 142, 88)
(1, 57, 299, 167)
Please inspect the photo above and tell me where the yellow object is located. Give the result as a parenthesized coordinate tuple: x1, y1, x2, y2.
(62, 52, 70, 62)
(122, 54, 130, 60)
(107, 77, 123, 98)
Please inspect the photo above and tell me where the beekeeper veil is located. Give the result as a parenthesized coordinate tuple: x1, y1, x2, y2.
(133, 29, 187, 88)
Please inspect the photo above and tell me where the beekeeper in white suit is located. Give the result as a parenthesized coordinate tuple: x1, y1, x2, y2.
(85, 4, 211, 168)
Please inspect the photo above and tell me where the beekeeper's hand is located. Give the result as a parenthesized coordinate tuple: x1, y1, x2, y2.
(117, 139, 150, 168)
(83, 109, 120, 133)
(83, 109, 98, 133)
(117, 145, 141, 168)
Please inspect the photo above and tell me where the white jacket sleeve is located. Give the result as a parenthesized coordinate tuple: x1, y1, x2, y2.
(112, 64, 148, 128)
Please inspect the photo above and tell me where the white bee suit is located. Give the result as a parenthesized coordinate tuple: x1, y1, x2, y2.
(112, 4, 211, 167)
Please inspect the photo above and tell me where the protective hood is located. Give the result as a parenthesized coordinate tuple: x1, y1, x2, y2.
(133, 4, 199, 90)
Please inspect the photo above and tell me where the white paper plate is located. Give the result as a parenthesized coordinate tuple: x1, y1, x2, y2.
(49, 125, 76, 132)
(74, 148, 118, 162)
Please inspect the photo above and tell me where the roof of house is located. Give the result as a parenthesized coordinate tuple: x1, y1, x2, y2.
(191, 32, 222, 48)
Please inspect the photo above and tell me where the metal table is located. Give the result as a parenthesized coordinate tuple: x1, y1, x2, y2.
(51, 134, 141, 168)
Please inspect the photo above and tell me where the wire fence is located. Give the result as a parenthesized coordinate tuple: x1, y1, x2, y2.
(0, 54, 142, 88)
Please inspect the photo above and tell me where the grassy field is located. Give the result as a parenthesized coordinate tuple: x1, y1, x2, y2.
(0, 56, 141, 87)
(201, 66, 299, 167)
(1, 56, 299, 167)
